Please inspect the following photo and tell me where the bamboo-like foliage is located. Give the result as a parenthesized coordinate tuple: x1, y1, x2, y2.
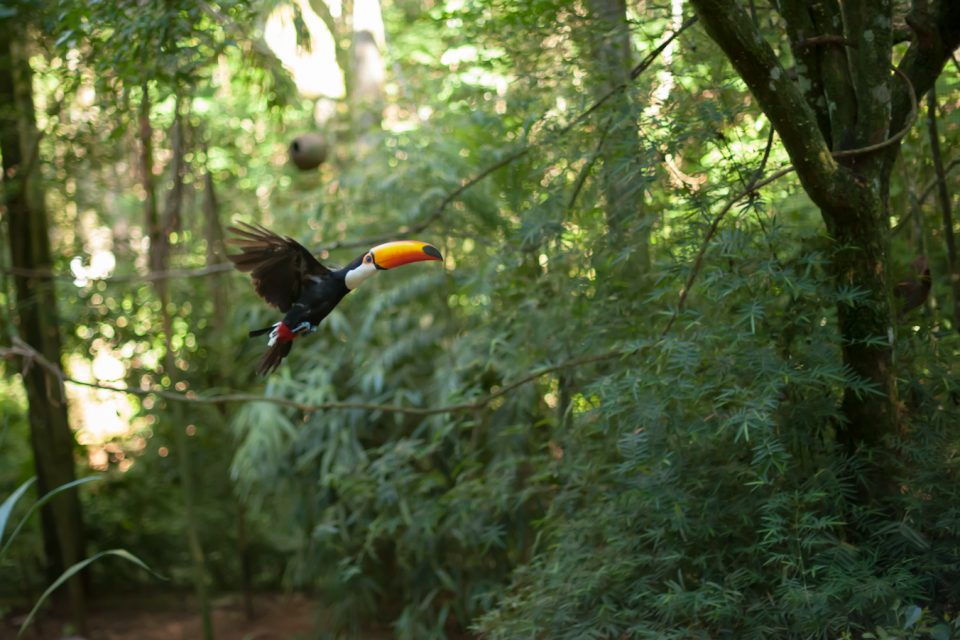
(1, 1, 959, 639)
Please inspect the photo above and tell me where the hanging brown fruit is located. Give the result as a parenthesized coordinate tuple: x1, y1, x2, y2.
(288, 132, 328, 171)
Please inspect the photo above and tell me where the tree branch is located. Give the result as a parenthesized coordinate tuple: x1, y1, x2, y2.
(0, 338, 632, 417)
(843, 0, 893, 156)
(775, 0, 833, 141)
(883, 0, 960, 178)
(664, 127, 778, 335)
(689, 0, 845, 210)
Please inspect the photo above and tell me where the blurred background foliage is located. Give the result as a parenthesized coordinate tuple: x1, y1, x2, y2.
(1, 0, 960, 638)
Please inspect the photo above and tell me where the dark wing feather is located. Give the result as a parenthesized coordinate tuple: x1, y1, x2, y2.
(227, 222, 331, 312)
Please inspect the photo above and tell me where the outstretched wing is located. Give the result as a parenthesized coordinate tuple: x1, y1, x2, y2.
(227, 222, 331, 312)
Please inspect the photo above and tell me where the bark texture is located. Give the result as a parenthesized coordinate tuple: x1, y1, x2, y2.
(689, 0, 960, 500)
(0, 17, 87, 630)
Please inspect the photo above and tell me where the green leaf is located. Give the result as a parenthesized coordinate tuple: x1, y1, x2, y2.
(931, 623, 952, 640)
(902, 605, 922, 629)
(17, 549, 164, 638)
(0, 476, 102, 559)
(0, 477, 35, 551)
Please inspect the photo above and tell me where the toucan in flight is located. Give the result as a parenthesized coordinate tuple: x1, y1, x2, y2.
(227, 222, 443, 376)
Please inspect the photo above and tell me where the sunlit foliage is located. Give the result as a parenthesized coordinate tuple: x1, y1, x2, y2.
(2, 0, 960, 638)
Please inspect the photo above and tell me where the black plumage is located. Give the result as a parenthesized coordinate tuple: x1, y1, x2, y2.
(228, 223, 353, 375)
(227, 222, 443, 376)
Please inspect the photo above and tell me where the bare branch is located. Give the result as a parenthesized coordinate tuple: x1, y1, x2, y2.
(0, 262, 235, 283)
(567, 118, 613, 212)
(918, 158, 960, 206)
(0, 338, 632, 417)
(883, 0, 960, 179)
(664, 127, 779, 335)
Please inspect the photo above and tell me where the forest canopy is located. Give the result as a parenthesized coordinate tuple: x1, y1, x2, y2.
(1, 0, 960, 638)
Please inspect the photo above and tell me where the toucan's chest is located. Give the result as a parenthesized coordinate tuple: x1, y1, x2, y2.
(284, 277, 350, 326)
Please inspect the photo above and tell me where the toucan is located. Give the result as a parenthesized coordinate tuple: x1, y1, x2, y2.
(227, 222, 443, 376)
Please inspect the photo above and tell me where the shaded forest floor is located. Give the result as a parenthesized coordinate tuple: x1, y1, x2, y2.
(3, 593, 322, 640)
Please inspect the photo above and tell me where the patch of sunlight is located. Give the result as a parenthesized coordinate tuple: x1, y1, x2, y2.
(264, 0, 344, 99)
(67, 347, 147, 472)
(71, 211, 117, 286)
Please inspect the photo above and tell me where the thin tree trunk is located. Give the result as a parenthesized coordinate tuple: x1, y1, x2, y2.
(926, 87, 960, 331)
(351, 0, 385, 135)
(140, 82, 163, 273)
(585, 0, 650, 267)
(0, 19, 87, 632)
(201, 149, 255, 620)
(140, 93, 214, 640)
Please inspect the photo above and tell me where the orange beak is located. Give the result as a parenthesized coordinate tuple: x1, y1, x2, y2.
(370, 241, 443, 269)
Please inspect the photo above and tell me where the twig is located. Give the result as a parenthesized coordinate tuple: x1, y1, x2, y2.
(321, 147, 532, 251)
(917, 158, 960, 206)
(0, 262, 234, 283)
(567, 118, 613, 211)
(831, 68, 918, 159)
(662, 128, 780, 335)
(3, 339, 68, 403)
(197, 0, 284, 64)
(1, 338, 633, 417)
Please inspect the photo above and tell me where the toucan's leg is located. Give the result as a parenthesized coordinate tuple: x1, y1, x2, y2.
(290, 321, 315, 335)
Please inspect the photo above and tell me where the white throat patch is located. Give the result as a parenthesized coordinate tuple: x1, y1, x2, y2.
(344, 261, 379, 290)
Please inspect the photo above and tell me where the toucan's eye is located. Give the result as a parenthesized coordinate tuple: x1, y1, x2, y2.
(364, 253, 373, 264)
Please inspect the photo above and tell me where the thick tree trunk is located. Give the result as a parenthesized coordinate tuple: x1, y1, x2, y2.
(821, 197, 900, 460)
(686, 0, 928, 501)
(690, 0, 960, 502)
(0, 19, 87, 631)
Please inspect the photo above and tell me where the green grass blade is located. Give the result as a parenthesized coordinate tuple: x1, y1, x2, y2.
(0, 476, 101, 559)
(16, 549, 164, 638)
(0, 477, 36, 550)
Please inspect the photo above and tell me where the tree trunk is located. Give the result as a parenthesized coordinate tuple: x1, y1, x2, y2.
(585, 0, 649, 265)
(0, 18, 87, 632)
(821, 196, 900, 461)
(139, 93, 214, 640)
(685, 0, 960, 503)
(140, 82, 164, 273)
(925, 87, 960, 331)
(351, 0, 386, 135)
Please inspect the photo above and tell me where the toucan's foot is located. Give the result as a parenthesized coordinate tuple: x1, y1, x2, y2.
(291, 321, 316, 335)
